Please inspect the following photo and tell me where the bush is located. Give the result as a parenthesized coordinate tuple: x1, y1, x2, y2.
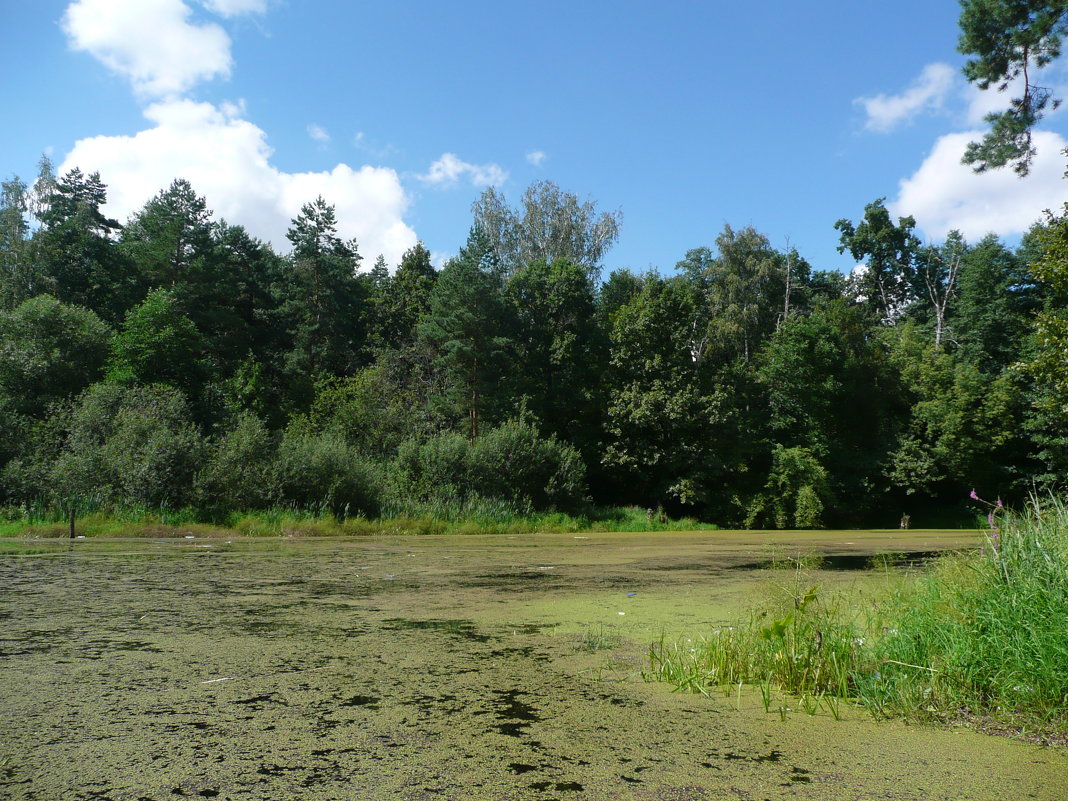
(392, 419, 586, 514)
(49, 383, 204, 510)
(0, 294, 113, 417)
(196, 413, 276, 513)
(468, 419, 586, 512)
(272, 427, 381, 518)
(393, 431, 471, 504)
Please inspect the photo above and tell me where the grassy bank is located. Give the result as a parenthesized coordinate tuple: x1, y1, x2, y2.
(0, 503, 716, 539)
(647, 497, 1068, 741)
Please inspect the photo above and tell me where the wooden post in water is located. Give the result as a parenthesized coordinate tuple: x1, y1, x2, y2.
(69, 507, 76, 539)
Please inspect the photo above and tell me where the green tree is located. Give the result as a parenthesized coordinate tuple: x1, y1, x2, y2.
(506, 258, 605, 448)
(371, 242, 437, 349)
(0, 176, 49, 309)
(678, 225, 786, 365)
(756, 300, 901, 520)
(471, 181, 621, 281)
(121, 178, 214, 292)
(418, 240, 514, 440)
(950, 233, 1036, 371)
(881, 324, 1024, 501)
(912, 231, 966, 349)
(33, 168, 129, 322)
(835, 199, 921, 324)
(602, 275, 744, 511)
(49, 383, 204, 510)
(958, 0, 1068, 174)
(0, 295, 112, 417)
(276, 197, 367, 380)
(107, 288, 206, 398)
(1023, 204, 1068, 481)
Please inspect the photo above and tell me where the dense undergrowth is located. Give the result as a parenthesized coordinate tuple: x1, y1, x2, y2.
(648, 497, 1068, 740)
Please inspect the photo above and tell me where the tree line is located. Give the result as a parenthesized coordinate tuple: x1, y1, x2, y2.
(0, 160, 1065, 528)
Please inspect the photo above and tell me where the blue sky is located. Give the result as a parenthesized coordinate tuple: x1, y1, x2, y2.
(3, 0, 1066, 274)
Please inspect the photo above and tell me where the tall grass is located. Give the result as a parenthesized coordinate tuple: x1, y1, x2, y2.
(0, 502, 716, 539)
(860, 496, 1068, 727)
(647, 561, 865, 718)
(649, 497, 1068, 734)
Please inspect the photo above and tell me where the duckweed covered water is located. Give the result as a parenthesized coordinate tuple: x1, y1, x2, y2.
(1, 530, 1065, 800)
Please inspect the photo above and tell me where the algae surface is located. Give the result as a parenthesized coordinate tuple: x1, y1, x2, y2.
(1, 531, 1064, 800)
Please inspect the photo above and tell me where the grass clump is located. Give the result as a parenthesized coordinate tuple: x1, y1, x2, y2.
(647, 560, 863, 719)
(649, 498, 1068, 737)
(860, 497, 1068, 730)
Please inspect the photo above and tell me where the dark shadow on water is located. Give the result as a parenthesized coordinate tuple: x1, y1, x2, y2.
(381, 618, 492, 643)
(729, 550, 949, 572)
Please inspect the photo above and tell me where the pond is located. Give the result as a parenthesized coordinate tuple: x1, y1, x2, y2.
(1, 530, 1064, 800)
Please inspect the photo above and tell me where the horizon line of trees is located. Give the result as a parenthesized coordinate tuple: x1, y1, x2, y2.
(1, 157, 1066, 527)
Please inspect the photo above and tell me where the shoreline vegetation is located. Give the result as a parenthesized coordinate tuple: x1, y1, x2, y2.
(646, 496, 1068, 745)
(0, 503, 718, 540)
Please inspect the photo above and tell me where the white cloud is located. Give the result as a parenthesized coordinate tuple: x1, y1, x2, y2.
(856, 63, 956, 133)
(60, 99, 418, 265)
(420, 153, 508, 187)
(890, 129, 1067, 241)
(307, 124, 330, 143)
(526, 150, 546, 166)
(62, 0, 232, 98)
(201, 0, 268, 17)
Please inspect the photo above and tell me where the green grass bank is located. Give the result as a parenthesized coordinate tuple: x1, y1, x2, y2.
(648, 497, 1068, 743)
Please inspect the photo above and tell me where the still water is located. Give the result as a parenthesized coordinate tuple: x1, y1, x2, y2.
(1, 530, 1064, 800)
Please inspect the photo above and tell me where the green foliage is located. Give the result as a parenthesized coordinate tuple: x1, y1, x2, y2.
(471, 180, 621, 281)
(271, 426, 380, 518)
(34, 168, 129, 322)
(196, 413, 275, 513)
(393, 419, 585, 514)
(757, 300, 899, 518)
(106, 288, 206, 397)
(49, 383, 204, 510)
(602, 274, 745, 510)
(308, 366, 423, 456)
(276, 196, 367, 379)
(746, 445, 830, 529)
(506, 258, 605, 448)
(835, 198, 920, 323)
(0, 295, 112, 417)
(951, 234, 1035, 372)
(468, 419, 586, 513)
(121, 178, 213, 291)
(958, 0, 1068, 174)
(369, 242, 437, 350)
(882, 324, 1024, 498)
(418, 247, 514, 439)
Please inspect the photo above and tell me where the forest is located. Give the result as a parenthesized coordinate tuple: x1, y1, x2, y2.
(1, 161, 1065, 531)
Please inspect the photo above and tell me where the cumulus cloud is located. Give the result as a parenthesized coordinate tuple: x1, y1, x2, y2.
(856, 63, 957, 133)
(62, 0, 232, 98)
(201, 0, 268, 17)
(307, 124, 330, 143)
(890, 129, 1067, 241)
(61, 99, 418, 264)
(526, 150, 547, 166)
(420, 153, 508, 187)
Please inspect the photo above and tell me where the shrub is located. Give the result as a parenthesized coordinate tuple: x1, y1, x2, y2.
(47, 383, 204, 510)
(468, 419, 586, 512)
(196, 413, 276, 513)
(393, 431, 471, 504)
(271, 428, 380, 518)
(392, 419, 587, 514)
